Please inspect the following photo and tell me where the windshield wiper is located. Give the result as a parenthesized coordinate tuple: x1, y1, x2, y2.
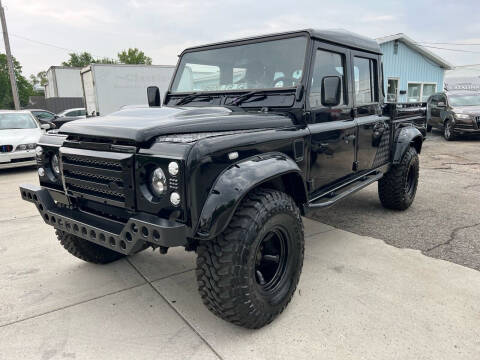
(176, 93, 212, 105)
(227, 90, 269, 106)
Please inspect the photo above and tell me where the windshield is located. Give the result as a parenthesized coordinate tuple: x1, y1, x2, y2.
(449, 94, 480, 106)
(0, 113, 38, 130)
(171, 36, 308, 93)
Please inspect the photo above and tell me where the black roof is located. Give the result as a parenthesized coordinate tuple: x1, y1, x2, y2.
(181, 29, 382, 55)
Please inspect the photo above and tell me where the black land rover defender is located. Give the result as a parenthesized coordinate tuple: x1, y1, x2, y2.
(21, 29, 424, 329)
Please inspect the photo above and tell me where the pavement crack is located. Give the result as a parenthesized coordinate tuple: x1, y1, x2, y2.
(0, 282, 146, 329)
(424, 222, 480, 253)
(125, 258, 223, 360)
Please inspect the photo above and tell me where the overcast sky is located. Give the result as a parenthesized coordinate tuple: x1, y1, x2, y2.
(2, 0, 479, 77)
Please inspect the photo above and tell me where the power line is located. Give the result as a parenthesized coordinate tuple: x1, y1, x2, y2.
(417, 42, 480, 46)
(416, 44, 480, 54)
(10, 32, 111, 59)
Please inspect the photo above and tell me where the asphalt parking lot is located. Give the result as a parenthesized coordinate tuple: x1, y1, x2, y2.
(310, 129, 480, 271)
(1, 133, 480, 359)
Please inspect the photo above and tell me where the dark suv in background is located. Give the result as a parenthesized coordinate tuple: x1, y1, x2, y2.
(427, 91, 480, 140)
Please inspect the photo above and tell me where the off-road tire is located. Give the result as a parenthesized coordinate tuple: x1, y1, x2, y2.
(56, 230, 125, 264)
(444, 119, 455, 141)
(378, 146, 419, 210)
(196, 188, 304, 329)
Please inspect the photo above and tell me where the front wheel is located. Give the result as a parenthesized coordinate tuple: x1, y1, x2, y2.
(444, 120, 456, 141)
(196, 188, 304, 329)
(378, 147, 419, 210)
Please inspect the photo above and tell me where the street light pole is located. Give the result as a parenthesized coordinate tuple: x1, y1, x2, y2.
(0, 0, 20, 110)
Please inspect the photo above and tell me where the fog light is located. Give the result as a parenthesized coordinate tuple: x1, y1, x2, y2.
(35, 146, 43, 156)
(168, 161, 179, 176)
(38, 167, 45, 177)
(170, 192, 180, 206)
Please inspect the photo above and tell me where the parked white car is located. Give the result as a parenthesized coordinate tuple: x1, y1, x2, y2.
(57, 108, 86, 118)
(0, 111, 49, 169)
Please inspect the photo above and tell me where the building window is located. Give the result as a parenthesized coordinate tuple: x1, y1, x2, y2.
(422, 83, 437, 101)
(354, 57, 377, 105)
(407, 82, 437, 102)
(309, 49, 346, 108)
(387, 78, 399, 102)
(407, 83, 422, 102)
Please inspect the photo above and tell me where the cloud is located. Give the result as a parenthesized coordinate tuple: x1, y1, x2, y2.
(3, 0, 480, 77)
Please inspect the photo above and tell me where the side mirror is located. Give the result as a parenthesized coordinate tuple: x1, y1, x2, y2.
(437, 102, 446, 107)
(147, 86, 161, 107)
(321, 76, 341, 107)
(41, 123, 55, 130)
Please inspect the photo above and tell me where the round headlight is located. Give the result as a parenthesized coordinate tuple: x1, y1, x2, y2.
(150, 167, 167, 196)
(35, 146, 43, 156)
(51, 154, 60, 175)
(17, 144, 26, 151)
(27, 143, 35, 150)
(168, 161, 179, 176)
(170, 192, 181, 206)
(38, 167, 45, 177)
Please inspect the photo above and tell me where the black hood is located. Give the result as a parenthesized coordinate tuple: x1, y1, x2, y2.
(60, 106, 294, 143)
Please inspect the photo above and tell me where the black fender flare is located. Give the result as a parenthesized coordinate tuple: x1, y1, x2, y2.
(195, 152, 306, 239)
(392, 126, 423, 164)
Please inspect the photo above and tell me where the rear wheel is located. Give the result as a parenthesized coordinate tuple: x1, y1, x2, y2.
(56, 230, 125, 264)
(196, 188, 304, 329)
(444, 120, 455, 141)
(378, 147, 419, 210)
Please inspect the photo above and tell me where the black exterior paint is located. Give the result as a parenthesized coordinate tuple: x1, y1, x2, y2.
(22, 29, 423, 253)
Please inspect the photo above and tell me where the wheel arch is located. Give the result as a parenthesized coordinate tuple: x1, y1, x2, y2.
(392, 126, 424, 164)
(195, 153, 307, 240)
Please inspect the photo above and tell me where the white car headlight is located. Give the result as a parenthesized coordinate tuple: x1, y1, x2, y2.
(455, 113, 471, 120)
(35, 146, 43, 156)
(150, 167, 167, 196)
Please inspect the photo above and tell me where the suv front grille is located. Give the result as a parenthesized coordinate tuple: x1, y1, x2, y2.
(60, 148, 135, 209)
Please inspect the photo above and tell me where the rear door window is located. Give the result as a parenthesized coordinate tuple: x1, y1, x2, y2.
(353, 57, 377, 104)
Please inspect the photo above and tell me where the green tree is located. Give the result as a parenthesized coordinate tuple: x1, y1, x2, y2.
(117, 48, 152, 65)
(62, 52, 97, 67)
(0, 54, 34, 109)
(62, 52, 116, 67)
(29, 71, 47, 87)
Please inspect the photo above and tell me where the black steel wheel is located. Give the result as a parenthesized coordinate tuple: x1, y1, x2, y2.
(378, 146, 419, 210)
(196, 188, 304, 329)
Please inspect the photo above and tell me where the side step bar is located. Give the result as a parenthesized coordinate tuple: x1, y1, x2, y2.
(306, 172, 383, 209)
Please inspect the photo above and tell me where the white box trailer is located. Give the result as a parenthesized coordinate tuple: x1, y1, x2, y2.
(80, 64, 175, 116)
(45, 66, 83, 98)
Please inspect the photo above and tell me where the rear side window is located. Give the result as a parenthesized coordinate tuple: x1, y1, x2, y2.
(309, 49, 346, 107)
(354, 57, 378, 105)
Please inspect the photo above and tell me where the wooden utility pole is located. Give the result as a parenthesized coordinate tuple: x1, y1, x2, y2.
(0, 0, 20, 110)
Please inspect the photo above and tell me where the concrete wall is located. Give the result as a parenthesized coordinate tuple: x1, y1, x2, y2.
(381, 41, 445, 102)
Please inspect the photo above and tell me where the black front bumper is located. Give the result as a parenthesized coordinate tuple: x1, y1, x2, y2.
(20, 184, 188, 255)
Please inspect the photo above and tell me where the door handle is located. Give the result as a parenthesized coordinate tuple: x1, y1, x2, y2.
(344, 134, 356, 143)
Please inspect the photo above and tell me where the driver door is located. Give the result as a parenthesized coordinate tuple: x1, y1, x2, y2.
(307, 42, 357, 195)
